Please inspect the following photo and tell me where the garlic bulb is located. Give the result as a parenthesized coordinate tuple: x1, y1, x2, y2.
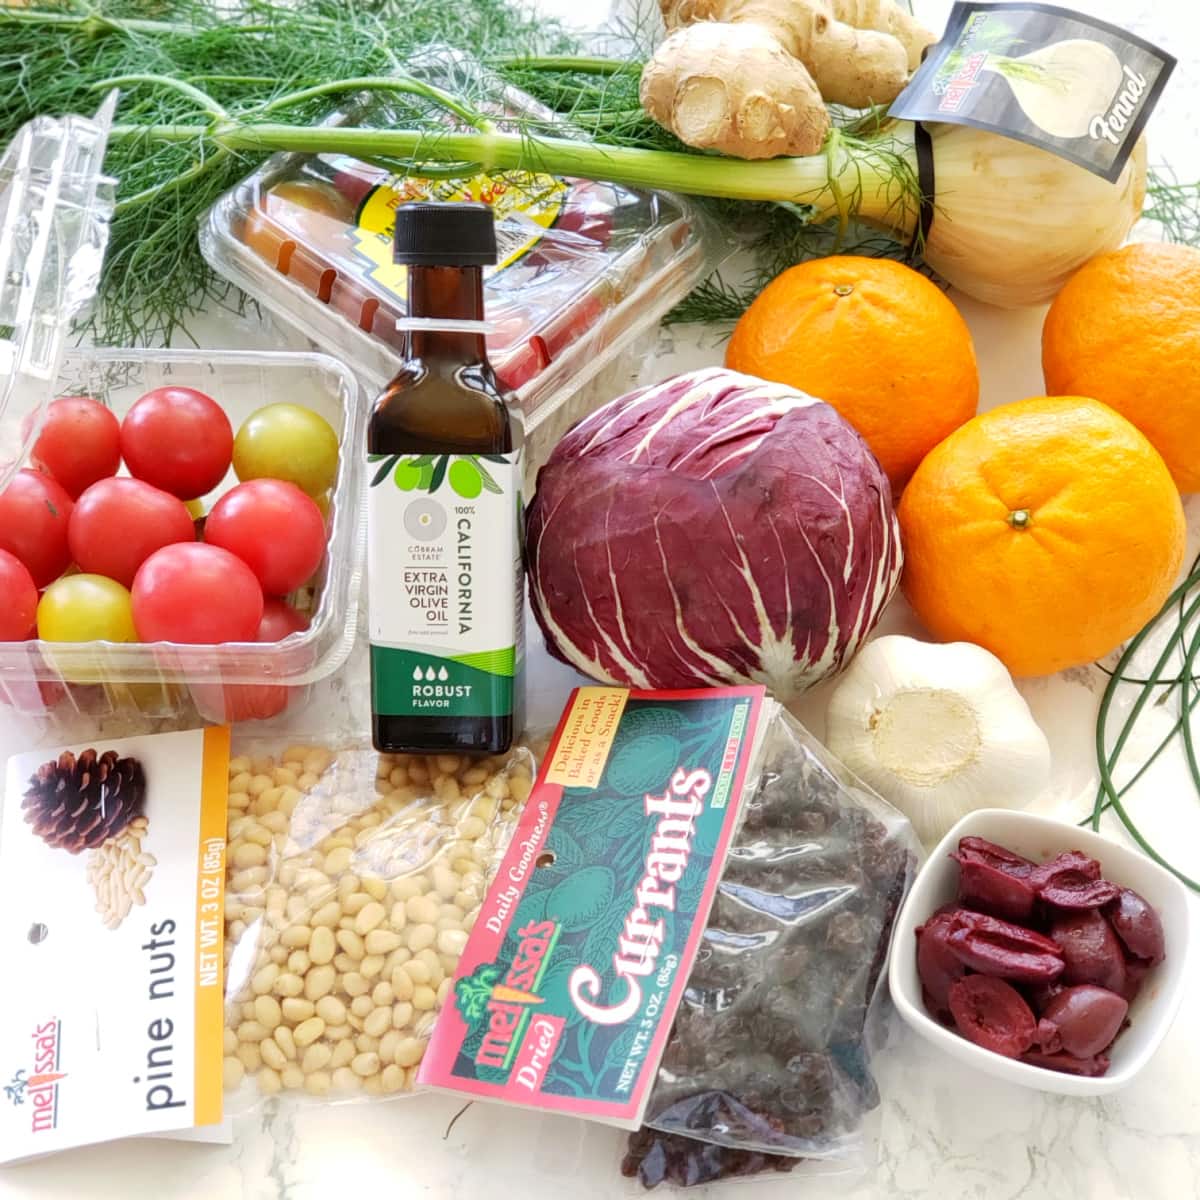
(985, 40, 1124, 140)
(825, 636, 1051, 845)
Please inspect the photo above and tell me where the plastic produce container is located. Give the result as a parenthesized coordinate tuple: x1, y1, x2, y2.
(200, 49, 715, 478)
(0, 101, 365, 725)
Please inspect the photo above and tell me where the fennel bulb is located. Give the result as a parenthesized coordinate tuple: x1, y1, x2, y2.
(984, 39, 1124, 140)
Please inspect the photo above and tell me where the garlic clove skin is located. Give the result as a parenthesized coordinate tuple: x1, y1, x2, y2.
(825, 635, 1052, 846)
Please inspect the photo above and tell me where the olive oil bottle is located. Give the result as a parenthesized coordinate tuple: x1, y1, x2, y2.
(367, 203, 523, 755)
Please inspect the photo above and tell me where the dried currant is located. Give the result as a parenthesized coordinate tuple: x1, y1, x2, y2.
(916, 905, 968, 1020)
(953, 841, 1039, 921)
(1049, 909, 1127, 993)
(1105, 888, 1166, 964)
(1039, 986, 1129, 1058)
(946, 910, 1065, 983)
(948, 976, 1037, 1058)
(1020, 1049, 1111, 1077)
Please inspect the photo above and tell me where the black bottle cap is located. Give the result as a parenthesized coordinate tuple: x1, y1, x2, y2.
(393, 201, 498, 266)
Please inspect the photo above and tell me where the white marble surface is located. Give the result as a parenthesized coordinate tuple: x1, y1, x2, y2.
(3, 0, 1200, 1195)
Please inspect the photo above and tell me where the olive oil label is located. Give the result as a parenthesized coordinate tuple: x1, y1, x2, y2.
(350, 172, 568, 302)
(418, 686, 767, 1129)
(0, 728, 230, 1163)
(891, 2, 1174, 182)
(368, 451, 523, 720)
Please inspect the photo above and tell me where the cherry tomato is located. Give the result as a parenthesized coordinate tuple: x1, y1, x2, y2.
(121, 386, 233, 500)
(191, 598, 310, 722)
(37, 574, 138, 643)
(232, 403, 339, 498)
(27, 396, 122, 499)
(69, 478, 196, 588)
(257, 597, 310, 641)
(0, 469, 75, 587)
(0, 549, 38, 640)
(204, 479, 327, 595)
(132, 543, 263, 644)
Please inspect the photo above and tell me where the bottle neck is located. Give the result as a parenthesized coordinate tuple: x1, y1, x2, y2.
(405, 265, 488, 361)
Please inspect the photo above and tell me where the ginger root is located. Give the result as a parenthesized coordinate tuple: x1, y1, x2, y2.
(641, 0, 936, 158)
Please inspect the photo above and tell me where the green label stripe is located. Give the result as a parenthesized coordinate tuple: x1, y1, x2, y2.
(371, 646, 514, 719)
(450, 647, 515, 677)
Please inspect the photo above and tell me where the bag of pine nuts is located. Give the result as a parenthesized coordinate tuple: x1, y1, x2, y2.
(221, 739, 540, 1105)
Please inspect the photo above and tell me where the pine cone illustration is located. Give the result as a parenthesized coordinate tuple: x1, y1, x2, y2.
(22, 749, 146, 854)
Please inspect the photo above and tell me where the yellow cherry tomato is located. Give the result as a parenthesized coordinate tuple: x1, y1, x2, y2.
(233, 403, 340, 498)
(38, 574, 138, 643)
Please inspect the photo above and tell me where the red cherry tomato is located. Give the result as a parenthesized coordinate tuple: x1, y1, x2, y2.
(69, 478, 195, 588)
(120, 386, 233, 500)
(204, 479, 326, 595)
(27, 396, 122, 499)
(0, 469, 75, 587)
(0, 549, 38, 640)
(190, 598, 309, 722)
(257, 597, 310, 641)
(132, 543, 263, 643)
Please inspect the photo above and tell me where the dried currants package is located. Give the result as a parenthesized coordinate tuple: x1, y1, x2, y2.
(624, 708, 921, 1188)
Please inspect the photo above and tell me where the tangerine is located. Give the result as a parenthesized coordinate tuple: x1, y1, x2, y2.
(1043, 242, 1200, 492)
(725, 256, 978, 491)
(898, 396, 1185, 677)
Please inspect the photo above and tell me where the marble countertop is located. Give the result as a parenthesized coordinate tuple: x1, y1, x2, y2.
(2, 0, 1199, 1195)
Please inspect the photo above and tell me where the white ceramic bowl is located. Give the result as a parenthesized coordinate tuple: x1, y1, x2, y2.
(888, 808, 1193, 1096)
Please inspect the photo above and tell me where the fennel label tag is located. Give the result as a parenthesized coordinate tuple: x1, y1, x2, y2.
(890, 2, 1175, 182)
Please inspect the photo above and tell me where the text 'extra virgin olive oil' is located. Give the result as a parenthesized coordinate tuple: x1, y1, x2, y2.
(367, 203, 524, 755)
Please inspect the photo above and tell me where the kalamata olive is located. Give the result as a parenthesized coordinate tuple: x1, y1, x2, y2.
(948, 976, 1037, 1058)
(1105, 888, 1166, 964)
(1030, 850, 1102, 887)
(1038, 874, 1121, 910)
(1039, 985, 1128, 1058)
(1031, 851, 1119, 910)
(1121, 957, 1153, 1005)
(916, 906, 968, 1020)
(1020, 1049, 1111, 1077)
(1026, 979, 1066, 1014)
(1034, 1018, 1063, 1054)
(955, 856, 1038, 922)
(946, 910, 1065, 983)
(1049, 909, 1127, 993)
(957, 837, 1036, 878)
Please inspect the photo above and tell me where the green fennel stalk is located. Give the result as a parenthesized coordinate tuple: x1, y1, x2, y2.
(2, 1, 1198, 338)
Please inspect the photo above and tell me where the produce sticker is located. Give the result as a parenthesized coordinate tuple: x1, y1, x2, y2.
(420, 685, 766, 1127)
(0, 728, 229, 1163)
(890, 2, 1175, 182)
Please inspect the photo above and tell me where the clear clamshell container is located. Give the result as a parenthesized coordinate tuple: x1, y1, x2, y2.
(0, 101, 365, 726)
(200, 49, 715, 476)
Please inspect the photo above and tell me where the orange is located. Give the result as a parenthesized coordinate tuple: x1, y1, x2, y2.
(725, 256, 978, 491)
(899, 396, 1185, 677)
(1043, 242, 1200, 492)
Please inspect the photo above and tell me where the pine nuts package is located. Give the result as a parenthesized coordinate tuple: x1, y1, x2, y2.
(221, 740, 538, 1104)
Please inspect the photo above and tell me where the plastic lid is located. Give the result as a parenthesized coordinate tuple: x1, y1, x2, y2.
(393, 201, 497, 266)
(0, 94, 116, 492)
